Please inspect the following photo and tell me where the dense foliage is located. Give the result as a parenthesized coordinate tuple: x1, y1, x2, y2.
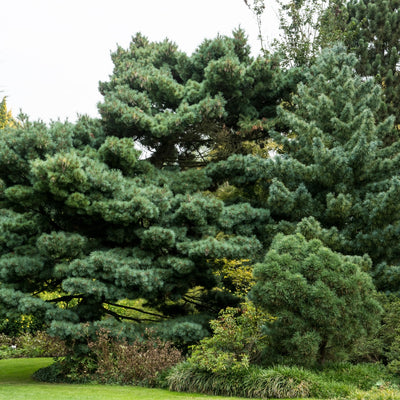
(345, 0, 400, 128)
(250, 233, 382, 366)
(3, 4, 400, 390)
(208, 45, 400, 290)
(0, 114, 262, 351)
(187, 302, 270, 373)
(98, 29, 296, 167)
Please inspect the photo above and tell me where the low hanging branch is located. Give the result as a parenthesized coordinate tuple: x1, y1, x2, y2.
(104, 301, 165, 319)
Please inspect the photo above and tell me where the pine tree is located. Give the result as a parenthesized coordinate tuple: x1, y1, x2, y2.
(98, 30, 292, 168)
(207, 45, 400, 291)
(344, 0, 400, 130)
(0, 115, 263, 350)
(250, 233, 382, 366)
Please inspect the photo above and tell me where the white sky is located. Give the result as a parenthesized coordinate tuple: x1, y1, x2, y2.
(1, 0, 280, 123)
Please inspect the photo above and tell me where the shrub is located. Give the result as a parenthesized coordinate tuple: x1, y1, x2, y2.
(0, 331, 66, 359)
(167, 361, 247, 397)
(35, 328, 183, 385)
(88, 328, 183, 385)
(187, 301, 270, 373)
(0, 312, 46, 336)
(319, 362, 399, 391)
(33, 361, 74, 383)
(166, 361, 400, 399)
(379, 298, 400, 374)
(250, 233, 383, 366)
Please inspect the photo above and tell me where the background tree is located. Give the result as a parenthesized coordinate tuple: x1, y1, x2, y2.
(98, 30, 294, 168)
(243, 0, 267, 53)
(344, 0, 400, 132)
(272, 0, 348, 67)
(250, 233, 382, 366)
(207, 45, 400, 290)
(271, 0, 400, 131)
(0, 97, 17, 129)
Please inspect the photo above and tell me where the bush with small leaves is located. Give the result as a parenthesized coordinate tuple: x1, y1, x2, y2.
(0, 331, 66, 359)
(187, 301, 271, 373)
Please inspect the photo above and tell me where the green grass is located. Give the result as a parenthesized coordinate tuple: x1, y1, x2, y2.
(5, 358, 399, 400)
(0, 358, 256, 400)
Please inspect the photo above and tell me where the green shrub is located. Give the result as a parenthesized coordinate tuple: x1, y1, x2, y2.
(187, 301, 270, 373)
(0, 331, 66, 359)
(33, 361, 74, 383)
(250, 233, 382, 367)
(166, 360, 400, 399)
(380, 298, 400, 374)
(319, 362, 399, 391)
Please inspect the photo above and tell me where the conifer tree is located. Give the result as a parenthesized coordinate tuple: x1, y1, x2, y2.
(250, 233, 382, 366)
(207, 45, 400, 290)
(0, 116, 263, 350)
(0, 97, 17, 129)
(344, 0, 400, 128)
(98, 30, 292, 167)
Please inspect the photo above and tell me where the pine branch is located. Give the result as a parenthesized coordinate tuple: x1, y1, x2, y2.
(101, 306, 161, 323)
(104, 301, 165, 319)
(46, 294, 84, 303)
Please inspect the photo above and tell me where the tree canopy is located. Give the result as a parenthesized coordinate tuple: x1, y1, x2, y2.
(344, 0, 400, 130)
(0, 115, 264, 348)
(98, 30, 295, 167)
(2, 17, 400, 369)
(208, 45, 400, 291)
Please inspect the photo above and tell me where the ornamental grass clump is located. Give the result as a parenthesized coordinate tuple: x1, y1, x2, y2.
(166, 361, 353, 398)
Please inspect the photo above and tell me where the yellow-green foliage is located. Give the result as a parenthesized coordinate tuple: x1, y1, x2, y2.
(0, 97, 16, 129)
(187, 302, 272, 373)
(214, 258, 254, 295)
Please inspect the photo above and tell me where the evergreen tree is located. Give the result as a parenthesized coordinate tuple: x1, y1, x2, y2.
(207, 45, 400, 290)
(98, 30, 292, 167)
(344, 0, 400, 130)
(0, 116, 263, 350)
(250, 233, 382, 366)
(0, 97, 17, 129)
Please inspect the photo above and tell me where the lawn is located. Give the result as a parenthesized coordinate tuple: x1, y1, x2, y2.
(4, 358, 397, 400)
(0, 358, 255, 400)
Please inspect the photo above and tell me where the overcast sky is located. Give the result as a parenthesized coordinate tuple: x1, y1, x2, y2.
(1, 0, 280, 123)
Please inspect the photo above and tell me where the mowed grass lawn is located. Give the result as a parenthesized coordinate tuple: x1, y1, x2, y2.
(0, 358, 257, 400)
